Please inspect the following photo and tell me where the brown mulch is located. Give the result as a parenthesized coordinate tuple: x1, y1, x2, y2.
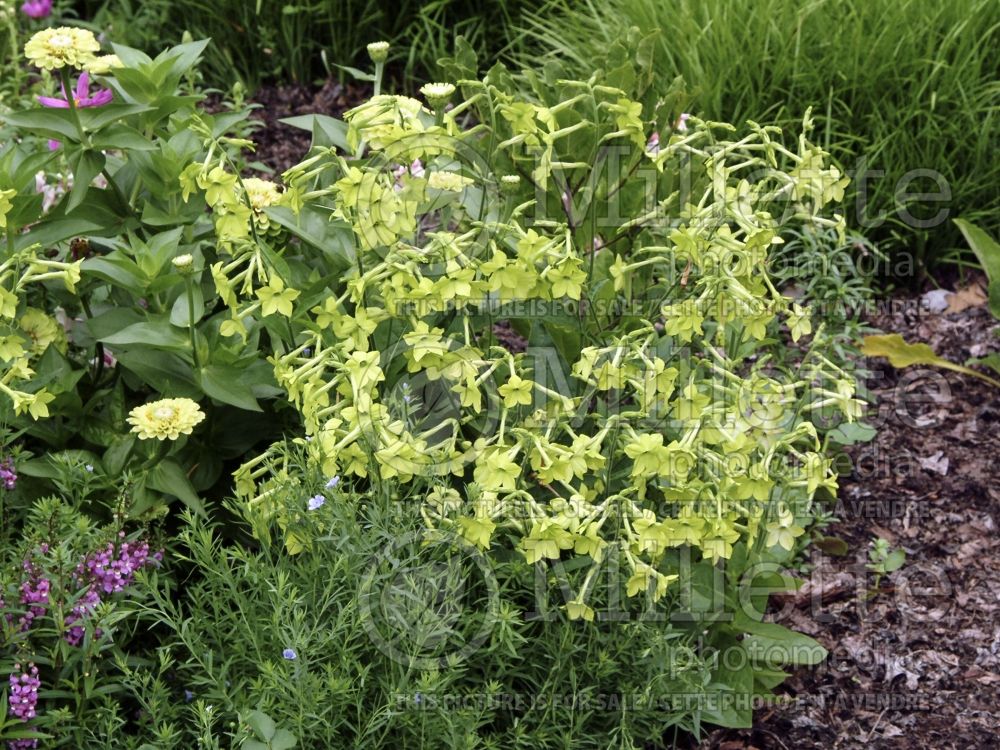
(245, 79, 371, 175)
(699, 298, 1000, 750)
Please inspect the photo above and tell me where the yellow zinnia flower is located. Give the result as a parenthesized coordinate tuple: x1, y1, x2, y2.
(24, 27, 101, 71)
(127, 398, 206, 440)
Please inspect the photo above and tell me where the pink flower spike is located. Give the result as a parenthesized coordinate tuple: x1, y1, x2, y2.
(21, 0, 53, 19)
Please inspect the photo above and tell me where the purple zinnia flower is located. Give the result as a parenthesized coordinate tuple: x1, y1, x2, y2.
(38, 73, 114, 110)
(307, 494, 325, 511)
(20, 0, 52, 19)
(282, 648, 297, 660)
(38, 73, 113, 151)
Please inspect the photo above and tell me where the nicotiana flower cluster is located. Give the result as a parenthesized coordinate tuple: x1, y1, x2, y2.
(219, 74, 859, 618)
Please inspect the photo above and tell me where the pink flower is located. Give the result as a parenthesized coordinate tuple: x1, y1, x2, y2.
(20, 0, 52, 19)
(37, 73, 113, 110)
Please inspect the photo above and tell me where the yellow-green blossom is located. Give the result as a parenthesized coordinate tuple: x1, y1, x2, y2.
(427, 171, 473, 193)
(243, 178, 282, 212)
(85, 54, 123, 75)
(0, 189, 15, 229)
(18, 308, 67, 356)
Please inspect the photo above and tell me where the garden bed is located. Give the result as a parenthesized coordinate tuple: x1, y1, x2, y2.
(3, 15, 998, 746)
(701, 296, 1000, 749)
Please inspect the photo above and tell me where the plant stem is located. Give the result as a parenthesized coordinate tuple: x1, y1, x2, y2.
(61, 68, 91, 149)
(185, 275, 202, 369)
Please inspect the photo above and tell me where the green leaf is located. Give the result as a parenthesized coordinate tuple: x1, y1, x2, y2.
(113, 349, 200, 396)
(3, 108, 80, 140)
(159, 39, 211, 79)
(826, 420, 877, 446)
(18, 450, 101, 479)
(103, 434, 137, 475)
(247, 711, 276, 741)
(92, 124, 158, 152)
(65, 149, 107, 212)
(85, 308, 144, 340)
(13, 189, 135, 251)
(954, 218, 1000, 318)
(266, 205, 355, 269)
(110, 43, 153, 69)
(280, 114, 349, 150)
(334, 64, 376, 82)
(705, 645, 753, 728)
(967, 352, 1000, 377)
(813, 535, 850, 556)
(99, 319, 190, 351)
(79, 102, 154, 130)
(734, 613, 828, 666)
(882, 548, 906, 573)
(170, 285, 205, 327)
(270, 729, 298, 750)
(198, 364, 263, 411)
(862, 334, 949, 368)
(146, 459, 205, 516)
(83, 255, 149, 295)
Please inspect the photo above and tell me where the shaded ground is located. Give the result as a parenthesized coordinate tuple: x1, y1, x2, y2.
(248, 80, 370, 174)
(700, 297, 1000, 749)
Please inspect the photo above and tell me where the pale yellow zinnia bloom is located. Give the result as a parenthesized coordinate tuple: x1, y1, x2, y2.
(24, 27, 101, 71)
(127, 398, 206, 440)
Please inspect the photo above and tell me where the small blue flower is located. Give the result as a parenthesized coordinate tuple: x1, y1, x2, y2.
(84, 464, 94, 472)
(307, 494, 325, 511)
(282, 648, 297, 660)
(325, 475, 340, 490)
(184, 689, 194, 703)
